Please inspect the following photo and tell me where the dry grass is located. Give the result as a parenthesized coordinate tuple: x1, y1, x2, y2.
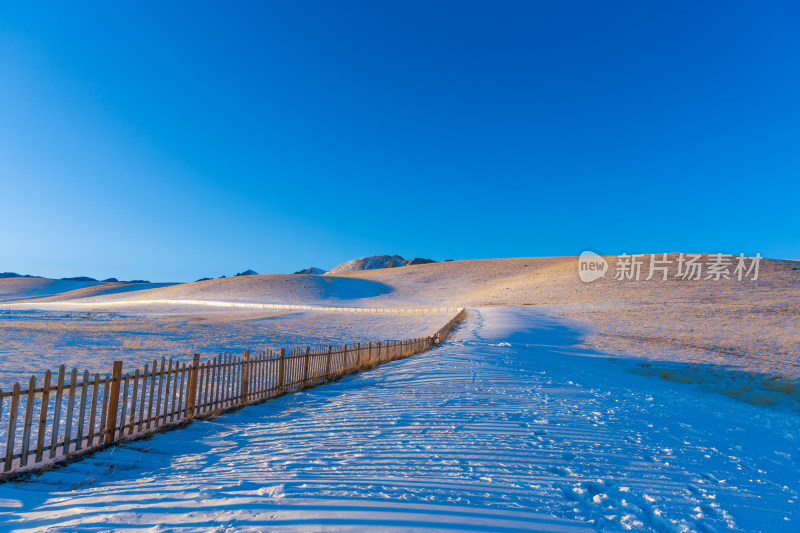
(625, 361, 800, 411)
(0, 309, 447, 389)
(4, 254, 798, 393)
(342, 255, 800, 388)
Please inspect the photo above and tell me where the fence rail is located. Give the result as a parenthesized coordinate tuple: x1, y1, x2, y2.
(0, 308, 466, 478)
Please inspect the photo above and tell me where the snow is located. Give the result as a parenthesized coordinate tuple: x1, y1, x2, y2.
(2, 307, 798, 531)
(2, 256, 799, 530)
(0, 309, 451, 390)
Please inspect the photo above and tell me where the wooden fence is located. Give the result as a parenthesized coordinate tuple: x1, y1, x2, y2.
(0, 308, 466, 478)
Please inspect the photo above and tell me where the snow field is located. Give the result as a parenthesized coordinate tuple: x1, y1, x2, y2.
(0, 309, 452, 390)
(1, 307, 798, 531)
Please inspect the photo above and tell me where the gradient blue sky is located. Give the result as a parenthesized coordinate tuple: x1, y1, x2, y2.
(2, 1, 798, 281)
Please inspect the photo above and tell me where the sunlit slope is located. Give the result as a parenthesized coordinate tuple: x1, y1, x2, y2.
(336, 255, 800, 307)
(8, 256, 798, 310)
(5, 257, 799, 377)
(335, 256, 800, 374)
(0, 278, 103, 302)
(0, 278, 177, 304)
(21, 274, 393, 306)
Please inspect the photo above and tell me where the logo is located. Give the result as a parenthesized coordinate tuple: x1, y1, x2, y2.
(577, 252, 761, 282)
(578, 251, 608, 282)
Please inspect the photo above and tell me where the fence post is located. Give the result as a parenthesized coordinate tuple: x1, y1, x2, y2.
(279, 348, 286, 393)
(186, 354, 200, 419)
(35, 371, 51, 462)
(20, 376, 36, 466)
(356, 342, 361, 367)
(104, 361, 123, 445)
(4, 383, 19, 472)
(368, 342, 372, 366)
(301, 347, 310, 388)
(49, 366, 66, 459)
(343, 344, 348, 370)
(242, 350, 250, 404)
(325, 346, 332, 379)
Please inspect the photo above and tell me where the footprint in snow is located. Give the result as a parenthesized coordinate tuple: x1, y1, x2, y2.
(549, 465, 575, 476)
(256, 484, 285, 498)
(701, 472, 725, 485)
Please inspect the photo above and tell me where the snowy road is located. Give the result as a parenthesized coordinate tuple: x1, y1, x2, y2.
(1, 307, 798, 531)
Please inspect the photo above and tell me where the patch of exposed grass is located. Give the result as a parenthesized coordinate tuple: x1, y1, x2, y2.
(626, 361, 800, 413)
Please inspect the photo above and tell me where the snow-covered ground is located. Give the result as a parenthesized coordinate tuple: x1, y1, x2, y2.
(2, 307, 798, 532)
(0, 308, 448, 390)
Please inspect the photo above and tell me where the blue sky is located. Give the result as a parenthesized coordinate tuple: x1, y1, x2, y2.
(1, 1, 798, 281)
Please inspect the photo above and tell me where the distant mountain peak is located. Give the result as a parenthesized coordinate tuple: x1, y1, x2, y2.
(294, 267, 327, 275)
(0, 272, 43, 279)
(326, 254, 437, 274)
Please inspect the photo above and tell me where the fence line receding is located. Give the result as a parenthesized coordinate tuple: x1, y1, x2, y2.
(0, 308, 465, 478)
